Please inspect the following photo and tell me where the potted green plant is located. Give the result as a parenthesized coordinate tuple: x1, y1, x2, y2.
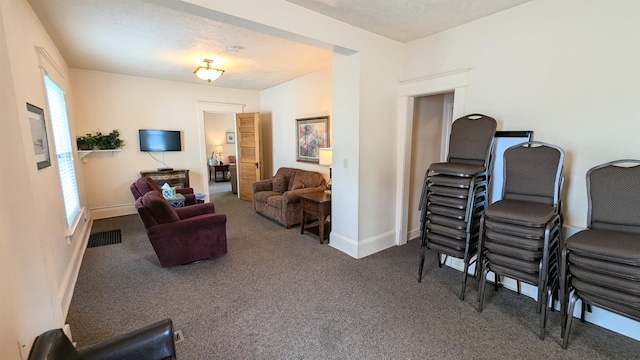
(76, 129, 125, 150)
(98, 129, 125, 149)
(76, 133, 97, 150)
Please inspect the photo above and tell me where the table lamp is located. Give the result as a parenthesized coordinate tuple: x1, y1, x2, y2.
(319, 147, 332, 194)
(216, 145, 223, 165)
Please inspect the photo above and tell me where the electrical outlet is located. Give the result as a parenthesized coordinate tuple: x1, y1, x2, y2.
(343, 159, 348, 168)
(174, 329, 184, 343)
(17, 333, 29, 360)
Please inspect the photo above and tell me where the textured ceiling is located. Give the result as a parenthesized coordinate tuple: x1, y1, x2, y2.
(287, 0, 532, 43)
(28, 0, 531, 90)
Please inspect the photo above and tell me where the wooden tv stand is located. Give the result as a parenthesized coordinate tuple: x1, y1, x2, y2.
(140, 169, 190, 189)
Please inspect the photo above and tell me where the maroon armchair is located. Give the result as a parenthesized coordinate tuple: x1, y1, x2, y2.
(135, 191, 227, 267)
(130, 176, 196, 206)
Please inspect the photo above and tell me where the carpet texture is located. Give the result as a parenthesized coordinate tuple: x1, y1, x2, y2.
(87, 229, 121, 248)
(66, 190, 639, 359)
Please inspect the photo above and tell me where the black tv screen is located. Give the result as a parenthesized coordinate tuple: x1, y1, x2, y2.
(139, 129, 182, 152)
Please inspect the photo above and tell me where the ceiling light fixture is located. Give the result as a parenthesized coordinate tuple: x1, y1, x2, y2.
(194, 59, 224, 82)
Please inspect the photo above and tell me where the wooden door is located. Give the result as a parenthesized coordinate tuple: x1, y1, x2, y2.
(236, 112, 262, 200)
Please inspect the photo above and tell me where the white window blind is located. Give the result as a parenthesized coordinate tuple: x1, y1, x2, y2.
(45, 75, 80, 227)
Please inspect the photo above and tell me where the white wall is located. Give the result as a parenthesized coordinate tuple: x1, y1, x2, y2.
(70, 69, 260, 218)
(183, 0, 404, 258)
(403, 0, 640, 229)
(260, 67, 332, 180)
(1, 0, 90, 358)
(402, 0, 640, 340)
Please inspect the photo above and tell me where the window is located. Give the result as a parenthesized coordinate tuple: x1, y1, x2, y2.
(44, 75, 80, 227)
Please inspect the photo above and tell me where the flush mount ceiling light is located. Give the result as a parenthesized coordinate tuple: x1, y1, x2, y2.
(194, 59, 224, 82)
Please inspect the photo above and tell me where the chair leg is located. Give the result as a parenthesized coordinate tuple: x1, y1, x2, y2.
(560, 247, 568, 337)
(539, 287, 552, 340)
(418, 242, 427, 283)
(477, 266, 490, 312)
(562, 291, 579, 349)
(460, 254, 471, 301)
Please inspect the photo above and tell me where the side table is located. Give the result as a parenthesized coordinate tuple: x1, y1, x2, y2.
(209, 164, 230, 182)
(165, 193, 186, 208)
(299, 192, 331, 244)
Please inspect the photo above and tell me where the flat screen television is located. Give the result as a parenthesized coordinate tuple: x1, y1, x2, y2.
(139, 129, 182, 152)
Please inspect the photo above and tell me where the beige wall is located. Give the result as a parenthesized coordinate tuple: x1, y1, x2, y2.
(204, 112, 236, 164)
(403, 0, 640, 228)
(260, 67, 332, 180)
(70, 69, 260, 218)
(1, 0, 89, 358)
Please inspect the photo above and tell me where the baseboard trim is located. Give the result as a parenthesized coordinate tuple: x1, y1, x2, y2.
(330, 230, 396, 259)
(357, 230, 396, 258)
(59, 215, 91, 319)
(90, 204, 136, 220)
(329, 232, 358, 258)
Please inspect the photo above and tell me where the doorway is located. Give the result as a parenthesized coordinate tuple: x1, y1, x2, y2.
(196, 102, 245, 202)
(204, 112, 237, 194)
(406, 93, 453, 241)
(395, 70, 469, 245)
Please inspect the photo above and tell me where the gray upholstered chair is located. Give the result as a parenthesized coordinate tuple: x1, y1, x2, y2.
(476, 141, 564, 340)
(418, 113, 497, 300)
(561, 160, 640, 349)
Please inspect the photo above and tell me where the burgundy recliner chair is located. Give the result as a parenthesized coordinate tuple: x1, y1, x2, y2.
(130, 176, 196, 206)
(135, 191, 227, 267)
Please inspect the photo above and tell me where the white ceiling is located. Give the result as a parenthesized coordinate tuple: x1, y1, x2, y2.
(27, 0, 531, 91)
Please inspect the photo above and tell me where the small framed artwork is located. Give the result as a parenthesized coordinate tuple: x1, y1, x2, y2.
(226, 132, 235, 144)
(27, 103, 51, 170)
(296, 116, 329, 163)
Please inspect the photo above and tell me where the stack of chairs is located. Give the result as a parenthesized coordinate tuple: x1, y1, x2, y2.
(418, 114, 497, 300)
(477, 141, 564, 340)
(561, 160, 640, 349)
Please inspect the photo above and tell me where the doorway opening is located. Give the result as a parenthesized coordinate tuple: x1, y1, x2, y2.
(395, 69, 469, 246)
(196, 102, 245, 202)
(406, 93, 454, 241)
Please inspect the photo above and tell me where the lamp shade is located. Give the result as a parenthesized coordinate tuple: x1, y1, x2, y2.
(194, 59, 224, 82)
(319, 148, 332, 166)
(216, 145, 223, 153)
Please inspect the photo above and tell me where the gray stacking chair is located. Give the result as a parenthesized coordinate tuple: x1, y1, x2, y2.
(561, 160, 640, 349)
(418, 114, 497, 300)
(477, 141, 564, 340)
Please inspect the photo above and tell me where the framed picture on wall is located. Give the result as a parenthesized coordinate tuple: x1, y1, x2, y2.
(27, 103, 51, 170)
(296, 116, 329, 163)
(226, 132, 235, 144)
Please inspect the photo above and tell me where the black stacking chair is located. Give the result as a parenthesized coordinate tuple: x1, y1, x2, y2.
(561, 160, 640, 349)
(418, 113, 497, 300)
(477, 141, 564, 340)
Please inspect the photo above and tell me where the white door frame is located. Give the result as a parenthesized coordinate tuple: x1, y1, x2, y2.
(196, 101, 245, 202)
(395, 70, 470, 245)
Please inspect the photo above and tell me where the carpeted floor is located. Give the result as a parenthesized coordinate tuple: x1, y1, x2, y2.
(66, 190, 639, 359)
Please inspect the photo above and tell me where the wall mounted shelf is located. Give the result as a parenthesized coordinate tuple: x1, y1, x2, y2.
(78, 149, 122, 159)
